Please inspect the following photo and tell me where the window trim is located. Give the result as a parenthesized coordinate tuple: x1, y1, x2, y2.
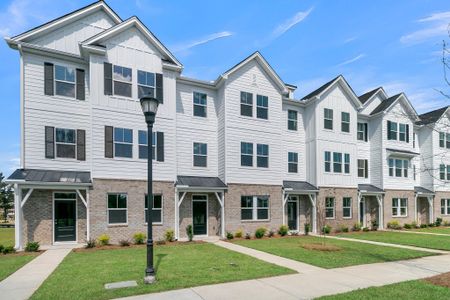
(357, 159, 368, 178)
(439, 132, 445, 148)
(392, 198, 408, 217)
(193, 91, 207, 118)
(240, 195, 270, 221)
(324, 108, 333, 130)
(325, 197, 335, 219)
(333, 152, 343, 173)
(240, 91, 253, 117)
(357, 122, 368, 141)
(441, 199, 450, 215)
(344, 153, 350, 174)
(107, 193, 128, 225)
(287, 110, 298, 131)
(389, 158, 409, 178)
(341, 112, 350, 133)
(288, 152, 298, 173)
(54, 127, 77, 159)
(138, 130, 156, 160)
(193, 142, 208, 168)
(112, 64, 132, 98)
(256, 94, 268, 120)
(240, 142, 254, 167)
(54, 64, 76, 98)
(256, 143, 269, 168)
(343, 197, 352, 219)
(145, 194, 163, 225)
(137, 69, 156, 99)
(113, 127, 133, 158)
(324, 151, 331, 172)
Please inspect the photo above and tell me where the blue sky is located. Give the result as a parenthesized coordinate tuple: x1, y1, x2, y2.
(0, 0, 449, 175)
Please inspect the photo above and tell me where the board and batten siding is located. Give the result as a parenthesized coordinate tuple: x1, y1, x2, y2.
(356, 117, 371, 185)
(369, 116, 384, 188)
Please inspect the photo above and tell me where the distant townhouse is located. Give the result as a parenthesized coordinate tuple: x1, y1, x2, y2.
(5, 1, 450, 249)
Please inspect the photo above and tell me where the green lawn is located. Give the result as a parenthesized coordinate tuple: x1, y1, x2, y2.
(338, 231, 450, 251)
(0, 228, 14, 246)
(233, 236, 432, 268)
(0, 253, 39, 281)
(317, 280, 450, 300)
(410, 227, 450, 234)
(31, 243, 294, 300)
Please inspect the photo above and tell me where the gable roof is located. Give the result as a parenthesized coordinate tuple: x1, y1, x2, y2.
(81, 16, 182, 68)
(359, 87, 386, 104)
(417, 105, 450, 125)
(370, 93, 419, 121)
(9, 1, 121, 42)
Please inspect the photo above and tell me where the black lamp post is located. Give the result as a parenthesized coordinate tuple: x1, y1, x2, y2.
(140, 96, 160, 284)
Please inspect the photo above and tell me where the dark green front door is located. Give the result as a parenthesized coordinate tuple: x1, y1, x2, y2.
(287, 201, 298, 230)
(54, 200, 76, 242)
(193, 201, 207, 235)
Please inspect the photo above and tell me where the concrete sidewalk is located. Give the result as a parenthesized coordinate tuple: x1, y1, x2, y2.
(385, 229, 450, 237)
(117, 254, 450, 300)
(0, 247, 73, 300)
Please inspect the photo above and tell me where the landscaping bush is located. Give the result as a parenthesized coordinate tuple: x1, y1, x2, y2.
(363, 227, 370, 232)
(0, 244, 3, 253)
(2, 245, 15, 254)
(322, 225, 331, 234)
(98, 234, 110, 246)
(164, 229, 175, 242)
(255, 227, 267, 239)
(352, 222, 362, 231)
(387, 220, 401, 230)
(119, 239, 130, 247)
(371, 220, 378, 231)
(268, 229, 275, 237)
(25, 241, 40, 252)
(339, 225, 349, 233)
(85, 239, 96, 248)
(304, 223, 311, 235)
(290, 230, 299, 236)
(234, 229, 243, 238)
(436, 218, 443, 227)
(420, 224, 428, 228)
(428, 222, 436, 227)
(404, 223, 412, 229)
(226, 232, 234, 240)
(278, 225, 289, 236)
(245, 232, 251, 239)
(133, 232, 146, 244)
(186, 225, 193, 242)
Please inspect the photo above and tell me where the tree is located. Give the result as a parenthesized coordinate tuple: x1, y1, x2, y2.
(440, 24, 450, 99)
(0, 173, 14, 223)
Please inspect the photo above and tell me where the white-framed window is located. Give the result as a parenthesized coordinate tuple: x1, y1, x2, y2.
(256, 95, 268, 119)
(240, 91, 253, 117)
(388, 121, 409, 142)
(343, 197, 352, 218)
(324, 151, 331, 172)
(324, 108, 333, 130)
(357, 122, 368, 141)
(193, 92, 207, 117)
(137, 70, 155, 99)
(341, 112, 350, 133)
(399, 124, 407, 141)
(388, 121, 398, 140)
(344, 153, 350, 174)
(288, 152, 298, 173)
(440, 132, 445, 148)
(55, 65, 76, 98)
(138, 130, 156, 160)
(241, 142, 253, 167)
(441, 199, 450, 215)
(448, 165, 450, 181)
(257, 144, 269, 168)
(325, 197, 335, 219)
(413, 164, 416, 180)
(107, 193, 127, 224)
(447, 133, 450, 149)
(145, 194, 163, 224)
(193, 142, 207, 167)
(333, 152, 342, 173)
(440, 164, 446, 180)
(288, 110, 297, 131)
(114, 127, 133, 158)
(358, 159, 368, 178)
(240, 195, 269, 221)
(113, 65, 132, 97)
(389, 158, 408, 178)
(392, 198, 407, 217)
(55, 128, 76, 158)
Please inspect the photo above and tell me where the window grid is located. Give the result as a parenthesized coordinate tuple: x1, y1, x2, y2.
(288, 152, 298, 173)
(325, 197, 335, 219)
(389, 158, 408, 178)
(240, 196, 269, 221)
(440, 132, 445, 148)
(193, 142, 207, 167)
(344, 153, 350, 174)
(392, 198, 408, 217)
(241, 142, 253, 167)
(145, 194, 163, 224)
(257, 144, 269, 168)
(54, 65, 76, 98)
(441, 199, 450, 215)
(114, 127, 133, 158)
(324, 108, 333, 130)
(138, 130, 156, 160)
(107, 193, 127, 225)
(137, 70, 155, 99)
(357, 123, 367, 141)
(193, 92, 207, 117)
(341, 112, 350, 133)
(240, 92, 253, 117)
(55, 128, 76, 159)
(256, 95, 268, 119)
(357, 159, 368, 178)
(113, 65, 132, 97)
(343, 197, 352, 218)
(333, 152, 342, 173)
(324, 151, 331, 172)
(287, 110, 298, 131)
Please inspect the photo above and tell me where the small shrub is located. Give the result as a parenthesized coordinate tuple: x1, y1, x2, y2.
(119, 239, 130, 247)
(186, 225, 193, 242)
(98, 234, 110, 246)
(444, 220, 450, 227)
(226, 231, 234, 240)
(404, 223, 412, 229)
(245, 232, 251, 239)
(429, 222, 436, 227)
(411, 221, 418, 228)
(235, 229, 243, 238)
(387, 220, 401, 230)
(363, 227, 370, 232)
(339, 225, 349, 233)
(0, 244, 4, 253)
(156, 239, 166, 245)
(420, 223, 428, 228)
(322, 225, 331, 234)
(436, 218, 443, 227)
(164, 229, 175, 242)
(133, 232, 146, 245)
(278, 225, 289, 236)
(352, 223, 362, 231)
(2, 246, 15, 254)
(25, 241, 40, 252)
(371, 220, 378, 231)
(255, 227, 267, 239)
(268, 229, 276, 237)
(85, 239, 96, 248)
(304, 223, 311, 235)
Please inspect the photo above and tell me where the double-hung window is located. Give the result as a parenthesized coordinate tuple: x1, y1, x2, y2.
(357, 122, 368, 141)
(341, 112, 350, 133)
(389, 158, 408, 178)
(343, 197, 352, 218)
(324, 151, 331, 172)
(388, 121, 397, 140)
(447, 133, 450, 149)
(288, 110, 298, 130)
(392, 198, 407, 217)
(114, 127, 133, 158)
(138, 130, 156, 160)
(440, 164, 446, 180)
(241, 196, 253, 220)
(55, 65, 75, 97)
(256, 95, 268, 119)
(324, 108, 333, 130)
(107, 193, 127, 224)
(145, 194, 162, 224)
(113, 65, 132, 97)
(333, 152, 342, 173)
(325, 197, 335, 219)
(441, 199, 450, 215)
(358, 159, 368, 178)
(447, 165, 450, 180)
(241, 142, 253, 167)
(193, 142, 207, 167)
(399, 124, 407, 141)
(344, 154, 350, 174)
(240, 196, 269, 221)
(440, 132, 445, 148)
(193, 92, 207, 117)
(55, 128, 76, 158)
(257, 144, 269, 168)
(137, 70, 155, 99)
(240, 92, 253, 117)
(288, 152, 298, 173)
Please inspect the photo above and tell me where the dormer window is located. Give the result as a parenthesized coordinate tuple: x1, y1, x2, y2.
(387, 121, 409, 142)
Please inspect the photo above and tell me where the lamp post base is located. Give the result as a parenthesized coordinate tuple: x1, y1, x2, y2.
(144, 275, 156, 284)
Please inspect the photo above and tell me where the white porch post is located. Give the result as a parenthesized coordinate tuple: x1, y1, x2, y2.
(176, 192, 187, 240)
(376, 195, 384, 230)
(428, 196, 434, 224)
(214, 192, 225, 238)
(14, 184, 23, 250)
(86, 188, 90, 241)
(357, 192, 362, 226)
(174, 190, 178, 240)
(414, 194, 418, 224)
(282, 191, 289, 226)
(308, 193, 317, 234)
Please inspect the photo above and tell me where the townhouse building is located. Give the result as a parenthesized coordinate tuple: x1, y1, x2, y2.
(5, 1, 450, 249)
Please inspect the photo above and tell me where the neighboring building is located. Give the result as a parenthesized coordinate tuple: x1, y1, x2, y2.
(5, 1, 450, 249)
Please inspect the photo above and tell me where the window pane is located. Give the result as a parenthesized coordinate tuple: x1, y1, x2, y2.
(288, 163, 298, 173)
(115, 143, 133, 158)
(256, 95, 268, 107)
(56, 144, 76, 158)
(241, 104, 252, 117)
(138, 130, 147, 145)
(257, 156, 268, 168)
(257, 197, 268, 208)
(138, 85, 155, 99)
(153, 195, 162, 209)
(109, 210, 126, 224)
(241, 155, 253, 166)
(118, 194, 127, 208)
(241, 209, 253, 220)
(194, 155, 207, 167)
(108, 194, 117, 208)
(257, 107, 268, 119)
(151, 210, 162, 223)
(114, 81, 132, 97)
(113, 66, 132, 82)
(55, 81, 75, 97)
(257, 144, 268, 155)
(241, 196, 253, 208)
(194, 105, 207, 117)
(55, 65, 66, 81)
(56, 129, 75, 143)
(257, 209, 268, 220)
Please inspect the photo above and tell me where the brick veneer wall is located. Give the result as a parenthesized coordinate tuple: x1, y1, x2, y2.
(383, 189, 415, 226)
(435, 191, 450, 223)
(317, 187, 358, 231)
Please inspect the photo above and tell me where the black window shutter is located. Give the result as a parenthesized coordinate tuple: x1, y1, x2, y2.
(157, 132, 164, 162)
(76, 69, 85, 100)
(364, 123, 368, 142)
(105, 126, 114, 158)
(77, 129, 86, 161)
(104, 63, 113, 95)
(365, 160, 368, 178)
(44, 62, 54, 96)
(45, 126, 55, 158)
(156, 73, 163, 103)
(387, 121, 391, 140)
(406, 124, 410, 143)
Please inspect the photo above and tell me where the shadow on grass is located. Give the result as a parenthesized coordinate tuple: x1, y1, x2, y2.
(154, 253, 167, 272)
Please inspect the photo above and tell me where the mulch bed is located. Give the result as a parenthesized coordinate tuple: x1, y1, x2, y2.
(423, 272, 450, 288)
(73, 240, 204, 253)
(1, 251, 42, 257)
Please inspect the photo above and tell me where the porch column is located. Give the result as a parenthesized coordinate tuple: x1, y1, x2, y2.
(174, 190, 178, 240)
(357, 192, 362, 226)
(14, 184, 23, 250)
(176, 192, 187, 240)
(376, 194, 384, 230)
(214, 192, 225, 238)
(86, 188, 90, 241)
(308, 193, 317, 234)
(414, 194, 418, 224)
(427, 196, 434, 224)
(282, 191, 289, 226)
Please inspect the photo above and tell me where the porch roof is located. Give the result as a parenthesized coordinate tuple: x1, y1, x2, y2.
(7, 168, 92, 186)
(358, 184, 384, 193)
(386, 148, 419, 158)
(176, 176, 227, 189)
(283, 181, 318, 193)
(414, 186, 435, 195)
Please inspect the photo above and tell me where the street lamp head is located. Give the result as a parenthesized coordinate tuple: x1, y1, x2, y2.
(140, 96, 160, 124)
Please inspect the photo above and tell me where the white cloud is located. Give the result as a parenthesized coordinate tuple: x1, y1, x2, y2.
(342, 36, 358, 44)
(173, 31, 233, 53)
(272, 8, 313, 39)
(336, 54, 366, 67)
(400, 11, 450, 44)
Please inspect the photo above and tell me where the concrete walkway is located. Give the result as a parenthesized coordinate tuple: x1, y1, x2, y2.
(117, 254, 450, 300)
(385, 229, 450, 236)
(0, 246, 74, 300)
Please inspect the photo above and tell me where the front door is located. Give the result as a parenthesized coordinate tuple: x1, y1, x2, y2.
(54, 200, 76, 242)
(192, 198, 207, 235)
(287, 201, 298, 231)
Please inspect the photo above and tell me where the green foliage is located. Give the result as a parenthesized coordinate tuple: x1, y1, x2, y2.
(245, 232, 251, 239)
(0, 244, 3, 253)
(268, 229, 275, 237)
(278, 225, 289, 236)
(25, 241, 40, 252)
(226, 232, 234, 240)
(255, 227, 267, 239)
(420, 224, 428, 228)
(164, 229, 175, 242)
(322, 225, 331, 234)
(387, 220, 401, 230)
(133, 232, 146, 244)
(234, 229, 243, 238)
(304, 223, 311, 235)
(436, 218, 443, 227)
(339, 225, 349, 233)
(85, 239, 96, 248)
(0, 173, 14, 223)
(119, 240, 130, 247)
(2, 245, 15, 254)
(371, 220, 378, 231)
(362, 227, 370, 232)
(98, 234, 110, 246)
(186, 225, 193, 242)
(404, 223, 412, 229)
(352, 223, 362, 231)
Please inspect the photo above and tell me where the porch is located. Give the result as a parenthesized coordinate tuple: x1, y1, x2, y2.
(414, 186, 434, 225)
(358, 184, 384, 229)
